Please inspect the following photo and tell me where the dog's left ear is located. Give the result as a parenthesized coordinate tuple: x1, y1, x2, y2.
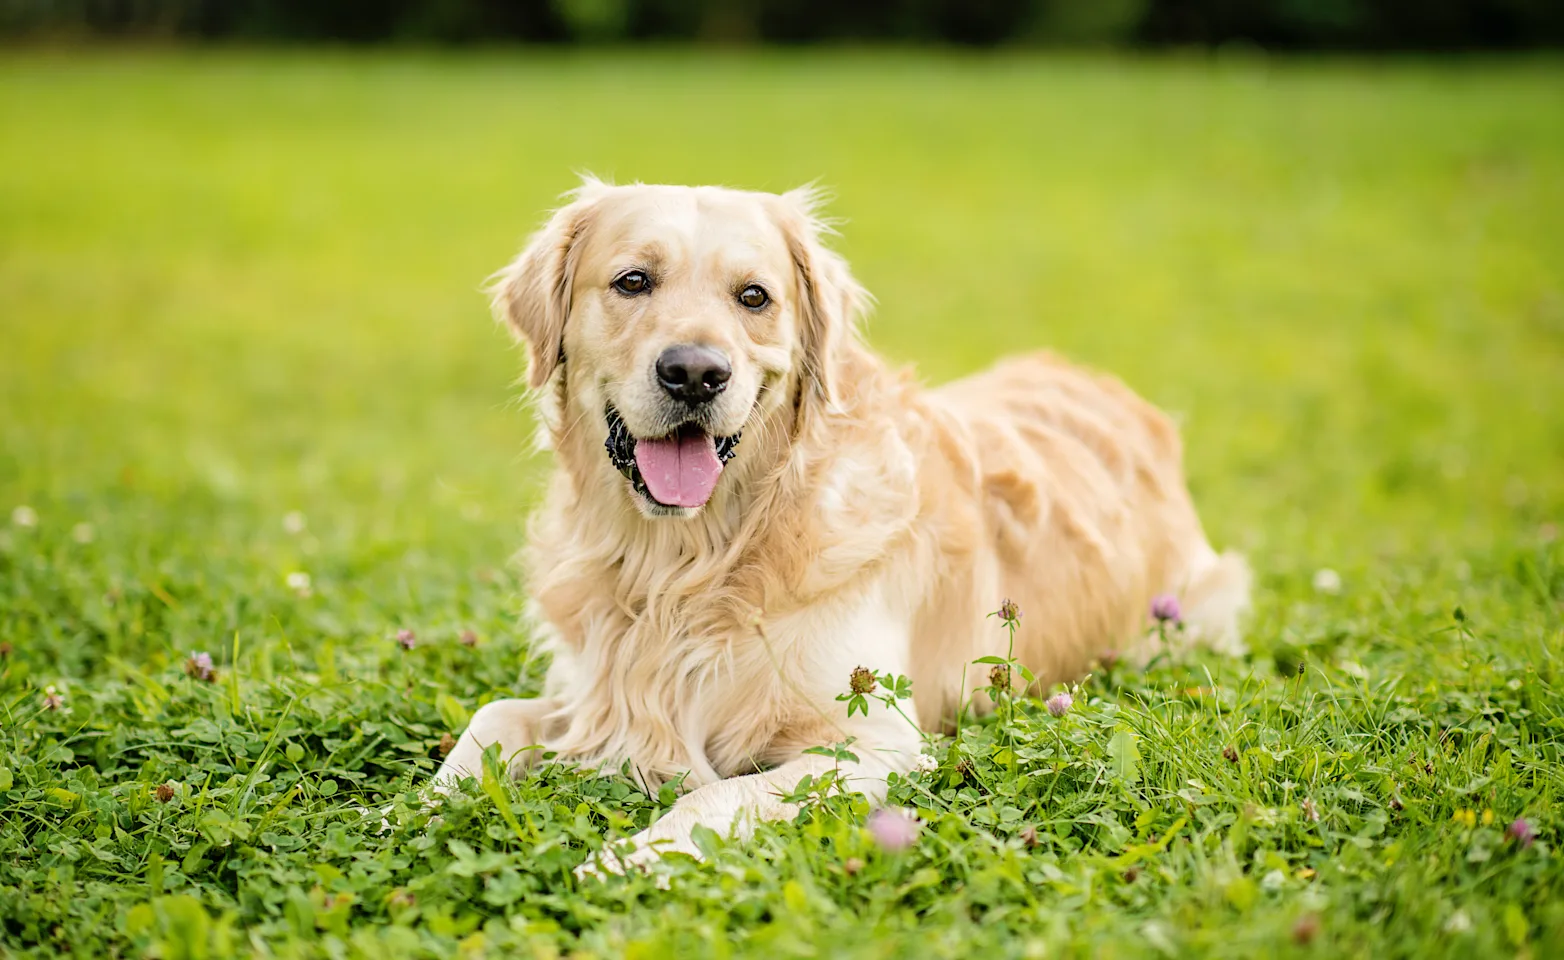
(776, 186, 870, 410)
(489, 184, 604, 390)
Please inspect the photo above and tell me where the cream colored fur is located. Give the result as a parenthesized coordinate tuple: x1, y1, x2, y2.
(431, 180, 1250, 875)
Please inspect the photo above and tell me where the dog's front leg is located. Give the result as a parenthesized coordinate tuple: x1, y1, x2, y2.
(575, 722, 913, 881)
(578, 712, 922, 878)
(432, 696, 562, 791)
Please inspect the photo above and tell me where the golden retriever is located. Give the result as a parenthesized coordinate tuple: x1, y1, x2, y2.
(432, 179, 1250, 874)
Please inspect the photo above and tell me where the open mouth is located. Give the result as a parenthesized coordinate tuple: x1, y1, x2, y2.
(604, 405, 741, 510)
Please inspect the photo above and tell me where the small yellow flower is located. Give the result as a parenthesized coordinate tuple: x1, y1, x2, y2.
(1481, 809, 1494, 826)
(1452, 808, 1476, 828)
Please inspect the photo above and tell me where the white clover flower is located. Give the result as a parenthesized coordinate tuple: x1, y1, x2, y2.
(285, 571, 312, 596)
(1312, 568, 1342, 595)
(72, 522, 95, 544)
(11, 506, 38, 528)
(282, 511, 307, 535)
(914, 753, 939, 774)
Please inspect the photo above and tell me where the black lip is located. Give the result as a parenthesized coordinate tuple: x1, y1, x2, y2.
(604, 405, 741, 507)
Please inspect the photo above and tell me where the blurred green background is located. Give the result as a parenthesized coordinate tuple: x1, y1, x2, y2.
(4, 52, 1561, 586)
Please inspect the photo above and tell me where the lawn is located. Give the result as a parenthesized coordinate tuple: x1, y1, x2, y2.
(1, 49, 1562, 958)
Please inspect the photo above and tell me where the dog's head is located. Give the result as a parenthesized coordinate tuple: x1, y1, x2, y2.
(491, 180, 867, 518)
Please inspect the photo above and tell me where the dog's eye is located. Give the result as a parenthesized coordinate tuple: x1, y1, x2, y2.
(613, 271, 651, 296)
(738, 284, 769, 310)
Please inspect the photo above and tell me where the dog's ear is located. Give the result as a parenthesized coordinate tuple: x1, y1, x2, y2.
(777, 186, 870, 410)
(489, 184, 605, 390)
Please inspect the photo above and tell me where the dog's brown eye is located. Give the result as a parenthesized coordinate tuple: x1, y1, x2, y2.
(738, 284, 769, 310)
(613, 271, 650, 295)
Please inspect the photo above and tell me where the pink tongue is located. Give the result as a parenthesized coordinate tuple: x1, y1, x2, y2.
(634, 430, 724, 508)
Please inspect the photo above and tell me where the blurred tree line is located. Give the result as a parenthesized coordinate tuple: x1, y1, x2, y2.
(3, 0, 1561, 47)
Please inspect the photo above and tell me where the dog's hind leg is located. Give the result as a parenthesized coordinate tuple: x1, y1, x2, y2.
(1175, 545, 1253, 656)
(432, 697, 562, 790)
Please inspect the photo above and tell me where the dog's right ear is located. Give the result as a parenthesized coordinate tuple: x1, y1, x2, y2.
(488, 188, 603, 390)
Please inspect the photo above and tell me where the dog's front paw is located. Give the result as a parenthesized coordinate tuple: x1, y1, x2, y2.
(359, 787, 449, 836)
(573, 818, 702, 883)
(355, 803, 395, 834)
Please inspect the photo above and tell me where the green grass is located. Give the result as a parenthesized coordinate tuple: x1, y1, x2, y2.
(2, 49, 1563, 958)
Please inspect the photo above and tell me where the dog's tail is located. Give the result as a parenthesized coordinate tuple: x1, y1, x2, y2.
(1176, 545, 1253, 656)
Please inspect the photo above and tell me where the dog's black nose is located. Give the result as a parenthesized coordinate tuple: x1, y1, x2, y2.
(655, 344, 731, 405)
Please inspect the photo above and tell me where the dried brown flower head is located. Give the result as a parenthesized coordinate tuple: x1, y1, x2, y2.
(849, 666, 876, 696)
(155, 782, 176, 803)
(1292, 914, 1320, 945)
(989, 664, 1011, 692)
(438, 733, 457, 757)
